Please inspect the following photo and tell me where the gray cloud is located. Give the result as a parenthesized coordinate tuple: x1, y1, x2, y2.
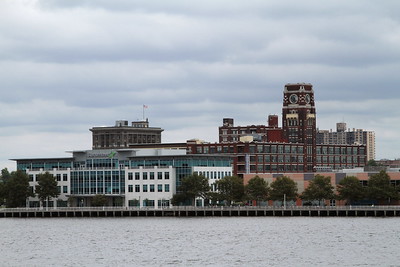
(1, 0, 400, 170)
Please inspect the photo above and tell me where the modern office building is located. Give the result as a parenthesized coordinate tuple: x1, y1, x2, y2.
(317, 122, 375, 161)
(13, 149, 232, 208)
(90, 119, 163, 149)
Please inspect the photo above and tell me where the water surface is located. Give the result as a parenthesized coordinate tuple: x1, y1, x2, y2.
(1, 217, 399, 266)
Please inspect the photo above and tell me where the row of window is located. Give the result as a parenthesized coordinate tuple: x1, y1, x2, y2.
(130, 158, 231, 168)
(317, 146, 364, 155)
(128, 199, 170, 207)
(57, 186, 68, 194)
(240, 155, 364, 164)
(193, 144, 365, 156)
(127, 184, 170, 193)
(238, 165, 306, 172)
(30, 186, 68, 194)
(19, 162, 72, 171)
(56, 174, 68, 182)
(29, 174, 68, 182)
(71, 186, 124, 195)
(127, 172, 170, 180)
(317, 156, 365, 164)
(196, 145, 307, 154)
(196, 171, 232, 179)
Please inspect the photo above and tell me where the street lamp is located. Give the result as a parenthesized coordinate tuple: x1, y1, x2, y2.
(283, 194, 286, 210)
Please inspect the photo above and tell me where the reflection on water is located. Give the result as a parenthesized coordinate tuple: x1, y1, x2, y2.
(1, 217, 399, 266)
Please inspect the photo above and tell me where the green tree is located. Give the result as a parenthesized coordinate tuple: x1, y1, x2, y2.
(367, 159, 380, 166)
(1, 168, 11, 182)
(336, 176, 365, 204)
(35, 172, 59, 208)
(172, 173, 210, 206)
(245, 176, 269, 205)
(215, 176, 244, 205)
(0, 168, 11, 205)
(367, 170, 398, 204)
(91, 194, 108, 207)
(3, 170, 33, 208)
(128, 198, 140, 207)
(207, 191, 224, 205)
(269, 176, 298, 203)
(301, 175, 334, 206)
(171, 192, 190, 206)
(0, 182, 5, 206)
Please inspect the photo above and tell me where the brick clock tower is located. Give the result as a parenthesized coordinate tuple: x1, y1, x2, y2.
(282, 83, 317, 172)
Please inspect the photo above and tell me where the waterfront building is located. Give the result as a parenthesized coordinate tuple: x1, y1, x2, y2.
(317, 122, 376, 161)
(10, 82, 377, 207)
(187, 139, 366, 177)
(13, 149, 232, 208)
(90, 119, 163, 149)
(191, 83, 367, 176)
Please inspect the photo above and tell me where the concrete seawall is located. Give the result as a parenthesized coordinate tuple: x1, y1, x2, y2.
(1, 206, 400, 218)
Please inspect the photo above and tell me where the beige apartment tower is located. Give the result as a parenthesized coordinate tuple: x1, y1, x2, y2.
(317, 122, 375, 161)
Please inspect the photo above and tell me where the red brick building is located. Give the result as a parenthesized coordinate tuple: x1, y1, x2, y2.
(188, 83, 367, 177)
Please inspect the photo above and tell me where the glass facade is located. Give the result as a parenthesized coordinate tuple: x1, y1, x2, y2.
(17, 159, 73, 171)
(15, 151, 233, 208)
(70, 170, 125, 195)
(130, 156, 232, 189)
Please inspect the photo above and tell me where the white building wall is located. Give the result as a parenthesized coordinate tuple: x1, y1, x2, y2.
(193, 166, 233, 192)
(124, 166, 176, 208)
(26, 168, 70, 207)
(193, 166, 233, 206)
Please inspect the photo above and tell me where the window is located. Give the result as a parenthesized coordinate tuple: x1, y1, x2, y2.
(165, 172, 170, 180)
(128, 173, 133, 180)
(158, 200, 170, 207)
(165, 184, 170, 192)
(63, 186, 68, 194)
(29, 175, 34, 182)
(135, 172, 140, 180)
(63, 174, 68, 181)
(143, 185, 148, 192)
(56, 174, 61, 182)
(128, 185, 133, 192)
(57, 186, 61, 193)
(150, 184, 155, 192)
(158, 184, 163, 192)
(143, 173, 148, 180)
(150, 172, 155, 180)
(158, 172, 163, 180)
(135, 185, 140, 192)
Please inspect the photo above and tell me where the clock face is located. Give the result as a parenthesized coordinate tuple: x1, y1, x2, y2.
(305, 94, 311, 104)
(289, 94, 298, 104)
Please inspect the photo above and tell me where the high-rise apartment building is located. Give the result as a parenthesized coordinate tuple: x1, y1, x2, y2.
(317, 122, 375, 161)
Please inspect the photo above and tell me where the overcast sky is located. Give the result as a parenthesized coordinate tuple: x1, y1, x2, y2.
(1, 0, 400, 170)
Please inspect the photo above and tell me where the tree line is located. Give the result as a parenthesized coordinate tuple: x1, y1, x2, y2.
(1, 167, 398, 208)
(172, 170, 400, 206)
(0, 169, 59, 208)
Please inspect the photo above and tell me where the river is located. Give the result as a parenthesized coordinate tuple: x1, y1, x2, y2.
(0, 217, 399, 266)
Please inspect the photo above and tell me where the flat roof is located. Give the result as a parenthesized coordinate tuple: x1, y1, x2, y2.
(11, 157, 74, 162)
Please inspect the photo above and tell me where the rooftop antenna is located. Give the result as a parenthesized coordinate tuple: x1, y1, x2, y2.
(143, 104, 148, 120)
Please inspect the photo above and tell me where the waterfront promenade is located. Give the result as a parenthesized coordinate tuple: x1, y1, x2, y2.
(1, 205, 400, 218)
